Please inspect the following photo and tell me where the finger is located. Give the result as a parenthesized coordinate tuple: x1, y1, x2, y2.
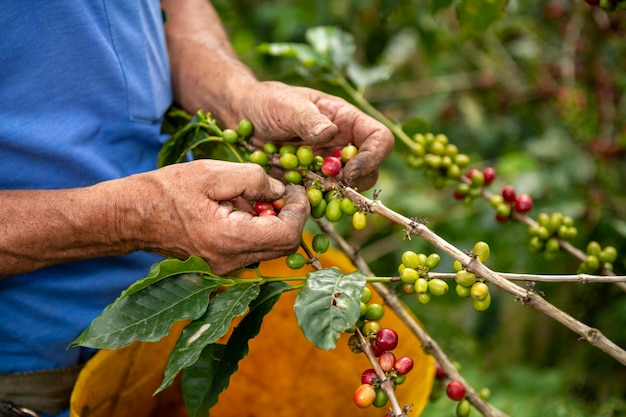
(202, 160, 286, 202)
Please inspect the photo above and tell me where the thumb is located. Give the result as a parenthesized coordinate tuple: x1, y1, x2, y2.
(295, 110, 338, 144)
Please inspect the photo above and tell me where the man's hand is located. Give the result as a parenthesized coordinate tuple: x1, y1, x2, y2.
(128, 160, 310, 275)
(233, 82, 394, 190)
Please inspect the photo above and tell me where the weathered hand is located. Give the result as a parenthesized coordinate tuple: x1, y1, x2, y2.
(127, 160, 310, 275)
(236, 81, 394, 190)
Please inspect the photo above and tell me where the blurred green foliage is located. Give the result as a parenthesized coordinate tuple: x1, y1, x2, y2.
(213, 0, 625, 415)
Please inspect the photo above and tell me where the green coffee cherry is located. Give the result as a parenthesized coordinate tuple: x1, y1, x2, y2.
(400, 268, 419, 284)
(426, 253, 441, 269)
(361, 287, 372, 304)
(470, 282, 489, 301)
(415, 278, 429, 294)
(417, 292, 431, 305)
(456, 284, 472, 298)
(472, 241, 490, 263)
(473, 293, 492, 311)
(428, 278, 449, 296)
(402, 251, 421, 269)
(455, 270, 477, 287)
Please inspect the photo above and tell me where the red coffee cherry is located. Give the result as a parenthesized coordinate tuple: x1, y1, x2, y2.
(501, 185, 516, 203)
(446, 380, 467, 401)
(375, 328, 398, 352)
(514, 193, 533, 213)
(321, 156, 342, 177)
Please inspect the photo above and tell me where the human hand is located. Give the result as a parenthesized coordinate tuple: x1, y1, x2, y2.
(128, 160, 309, 275)
(234, 81, 394, 190)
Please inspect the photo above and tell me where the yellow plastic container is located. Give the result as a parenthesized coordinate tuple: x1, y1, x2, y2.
(70, 236, 434, 417)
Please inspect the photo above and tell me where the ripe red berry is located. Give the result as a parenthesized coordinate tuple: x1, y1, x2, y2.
(331, 148, 343, 159)
(434, 362, 447, 379)
(258, 209, 277, 217)
(321, 156, 342, 177)
(272, 196, 286, 211)
(446, 380, 467, 401)
(482, 167, 496, 186)
(501, 185, 516, 203)
(369, 339, 386, 357)
(375, 328, 398, 352)
(378, 351, 396, 373)
(514, 193, 533, 214)
(361, 368, 377, 385)
(253, 201, 274, 214)
(395, 356, 414, 375)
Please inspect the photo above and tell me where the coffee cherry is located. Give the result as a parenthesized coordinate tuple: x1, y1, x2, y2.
(284, 170, 302, 184)
(434, 362, 447, 379)
(502, 185, 516, 203)
(446, 381, 467, 401)
(417, 292, 431, 305)
(373, 388, 389, 408)
(466, 169, 485, 187)
(306, 187, 324, 207)
(279, 144, 297, 155)
(312, 233, 330, 254)
(321, 156, 342, 177)
(428, 278, 449, 296)
(470, 282, 489, 301)
(479, 387, 491, 400)
(456, 399, 471, 417)
(361, 286, 372, 303)
(353, 384, 376, 408)
(361, 320, 382, 337)
(341, 144, 358, 163)
(286, 253, 306, 269)
(296, 145, 314, 166)
(401, 250, 421, 269)
(455, 270, 477, 287)
(456, 284, 472, 298)
(378, 351, 396, 372)
(352, 212, 367, 230)
(340, 197, 358, 215)
(258, 209, 277, 217)
(279, 153, 299, 170)
(364, 303, 384, 321)
(415, 277, 429, 294)
(361, 368, 378, 385)
(262, 142, 277, 155)
(515, 193, 533, 214)
(401, 268, 419, 284)
(325, 199, 343, 222)
(248, 150, 268, 166)
(395, 356, 414, 375)
(236, 119, 253, 138)
(375, 328, 399, 351)
(473, 293, 492, 311)
(310, 199, 327, 219)
(473, 241, 490, 263)
(394, 374, 407, 385)
(253, 201, 274, 214)
(272, 196, 286, 211)
(483, 167, 496, 186)
(426, 253, 441, 269)
(402, 283, 416, 295)
(221, 128, 239, 144)
(600, 246, 617, 263)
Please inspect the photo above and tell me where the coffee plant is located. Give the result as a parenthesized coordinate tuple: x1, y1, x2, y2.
(74, 2, 625, 417)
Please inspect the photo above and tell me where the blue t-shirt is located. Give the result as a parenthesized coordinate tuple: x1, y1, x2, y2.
(0, 0, 173, 387)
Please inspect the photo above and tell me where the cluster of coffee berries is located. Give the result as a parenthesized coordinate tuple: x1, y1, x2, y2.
(453, 242, 492, 311)
(578, 241, 618, 273)
(220, 119, 254, 144)
(284, 233, 330, 270)
(307, 184, 365, 228)
(584, 0, 626, 11)
(528, 212, 578, 260)
(453, 167, 496, 205)
(489, 185, 533, 223)
(397, 250, 446, 304)
(405, 133, 471, 188)
(351, 320, 415, 408)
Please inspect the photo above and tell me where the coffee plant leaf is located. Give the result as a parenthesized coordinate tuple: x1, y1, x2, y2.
(72, 273, 220, 349)
(116, 256, 217, 303)
(294, 267, 366, 350)
(181, 282, 290, 417)
(346, 62, 393, 90)
(305, 26, 356, 71)
(257, 42, 326, 68)
(156, 284, 261, 393)
(456, 0, 508, 38)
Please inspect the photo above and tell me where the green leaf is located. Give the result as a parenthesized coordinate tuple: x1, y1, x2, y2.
(305, 26, 356, 71)
(346, 62, 393, 90)
(257, 42, 326, 68)
(156, 284, 261, 393)
(117, 256, 216, 303)
(456, 0, 508, 38)
(294, 267, 366, 350)
(181, 282, 290, 417)
(72, 274, 219, 349)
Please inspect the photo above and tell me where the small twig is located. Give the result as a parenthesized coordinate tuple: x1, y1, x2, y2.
(427, 272, 626, 284)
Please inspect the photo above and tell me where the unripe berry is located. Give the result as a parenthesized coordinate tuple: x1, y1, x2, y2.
(378, 351, 396, 372)
(428, 278, 449, 296)
(471, 282, 489, 301)
(353, 384, 376, 408)
(341, 144, 358, 163)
